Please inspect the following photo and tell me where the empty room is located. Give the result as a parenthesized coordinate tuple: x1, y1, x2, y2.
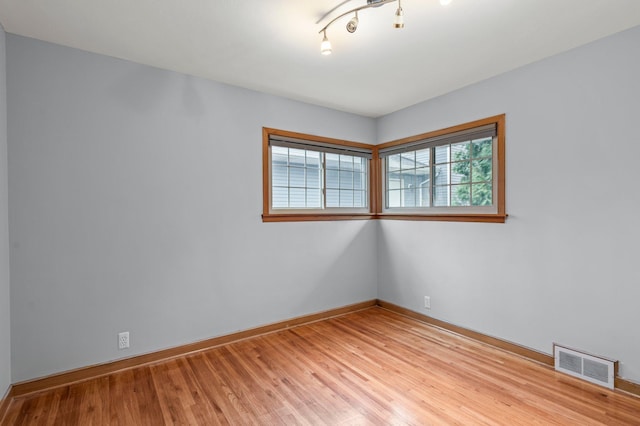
(1, 0, 640, 424)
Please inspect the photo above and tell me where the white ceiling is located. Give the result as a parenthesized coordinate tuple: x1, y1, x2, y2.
(0, 0, 639, 117)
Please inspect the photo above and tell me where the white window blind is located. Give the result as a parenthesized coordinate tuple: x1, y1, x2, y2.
(378, 123, 496, 157)
(270, 135, 372, 159)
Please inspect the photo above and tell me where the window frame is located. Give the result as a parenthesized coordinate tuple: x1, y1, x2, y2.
(263, 115, 506, 224)
(262, 128, 376, 222)
(374, 115, 506, 223)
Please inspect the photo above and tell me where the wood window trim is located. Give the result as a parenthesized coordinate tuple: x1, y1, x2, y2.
(262, 128, 376, 222)
(263, 115, 507, 224)
(374, 114, 507, 223)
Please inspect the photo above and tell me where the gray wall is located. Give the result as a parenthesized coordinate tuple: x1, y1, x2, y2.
(377, 25, 640, 381)
(7, 35, 378, 382)
(6, 25, 640, 386)
(0, 25, 11, 396)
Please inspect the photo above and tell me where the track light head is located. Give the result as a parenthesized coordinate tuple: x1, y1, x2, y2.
(320, 31, 332, 55)
(346, 12, 359, 33)
(393, 5, 404, 28)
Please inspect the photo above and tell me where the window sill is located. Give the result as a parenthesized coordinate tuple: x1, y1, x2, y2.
(262, 213, 376, 222)
(262, 212, 507, 223)
(376, 213, 508, 223)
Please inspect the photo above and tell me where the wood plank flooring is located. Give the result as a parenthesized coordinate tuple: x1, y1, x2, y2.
(3, 307, 640, 425)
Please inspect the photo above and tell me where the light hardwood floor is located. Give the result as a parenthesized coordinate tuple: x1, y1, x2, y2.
(2, 307, 640, 425)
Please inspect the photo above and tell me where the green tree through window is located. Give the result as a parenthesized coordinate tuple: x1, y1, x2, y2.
(452, 138, 493, 206)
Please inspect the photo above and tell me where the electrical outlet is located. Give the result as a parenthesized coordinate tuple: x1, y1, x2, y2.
(424, 296, 431, 309)
(118, 331, 130, 350)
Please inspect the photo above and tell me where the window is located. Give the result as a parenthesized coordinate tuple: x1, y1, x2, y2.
(263, 128, 375, 222)
(376, 115, 506, 222)
(263, 115, 506, 223)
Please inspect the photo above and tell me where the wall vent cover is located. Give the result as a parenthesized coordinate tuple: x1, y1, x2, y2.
(553, 344, 616, 389)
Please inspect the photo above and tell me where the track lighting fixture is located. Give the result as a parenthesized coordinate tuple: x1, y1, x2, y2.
(318, 0, 451, 54)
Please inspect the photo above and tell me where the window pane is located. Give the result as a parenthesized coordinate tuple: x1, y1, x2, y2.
(354, 172, 365, 191)
(472, 159, 492, 183)
(401, 152, 415, 169)
(340, 155, 354, 170)
(326, 153, 339, 169)
(306, 150, 321, 168)
(416, 167, 431, 207)
(306, 189, 322, 208)
(451, 141, 470, 161)
(452, 184, 470, 206)
(434, 164, 450, 186)
(418, 184, 430, 207)
(388, 154, 401, 172)
(400, 170, 415, 189)
(339, 170, 353, 189)
(451, 161, 470, 184)
(387, 170, 401, 190)
(435, 145, 449, 164)
(472, 183, 492, 206)
(290, 188, 305, 208)
(340, 190, 354, 207)
(272, 164, 288, 187)
(388, 189, 401, 208)
(326, 169, 339, 189)
(272, 146, 288, 166)
(472, 138, 492, 158)
(401, 188, 416, 207)
(354, 157, 366, 172)
(416, 148, 430, 167)
(290, 167, 305, 187)
(289, 148, 305, 167)
(433, 185, 449, 206)
(326, 189, 339, 207)
(354, 191, 367, 208)
(306, 167, 321, 189)
(272, 187, 288, 208)
(415, 167, 430, 186)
